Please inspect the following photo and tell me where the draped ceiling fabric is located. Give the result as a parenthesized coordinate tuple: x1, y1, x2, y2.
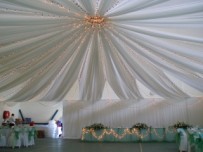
(0, 0, 203, 102)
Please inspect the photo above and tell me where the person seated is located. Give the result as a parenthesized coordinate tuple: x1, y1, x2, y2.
(2, 118, 9, 126)
(8, 113, 15, 127)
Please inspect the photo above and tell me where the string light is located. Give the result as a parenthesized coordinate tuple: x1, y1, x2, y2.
(81, 128, 177, 141)
(84, 15, 106, 29)
(166, 127, 177, 134)
(151, 128, 165, 139)
(81, 128, 176, 141)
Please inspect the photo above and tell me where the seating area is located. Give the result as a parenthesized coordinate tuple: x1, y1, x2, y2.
(186, 128, 203, 152)
(175, 127, 203, 152)
(0, 126, 36, 148)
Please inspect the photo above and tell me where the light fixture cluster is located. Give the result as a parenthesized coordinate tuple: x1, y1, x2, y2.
(84, 15, 106, 28)
(81, 128, 176, 141)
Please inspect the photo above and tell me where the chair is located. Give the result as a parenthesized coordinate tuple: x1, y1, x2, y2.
(28, 127, 36, 146)
(0, 130, 6, 147)
(21, 127, 29, 147)
(177, 128, 188, 152)
(7, 127, 22, 148)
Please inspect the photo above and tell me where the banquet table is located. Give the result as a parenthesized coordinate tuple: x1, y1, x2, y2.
(0, 126, 36, 148)
(81, 128, 176, 142)
(187, 128, 203, 152)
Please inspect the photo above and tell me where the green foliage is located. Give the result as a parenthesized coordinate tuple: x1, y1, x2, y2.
(131, 123, 148, 130)
(172, 121, 191, 129)
(85, 123, 108, 130)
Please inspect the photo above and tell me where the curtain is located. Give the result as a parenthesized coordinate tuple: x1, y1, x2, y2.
(0, 0, 202, 102)
(63, 98, 203, 138)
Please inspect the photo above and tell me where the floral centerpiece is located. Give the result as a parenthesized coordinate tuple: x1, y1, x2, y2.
(131, 123, 148, 130)
(171, 121, 191, 129)
(85, 123, 108, 130)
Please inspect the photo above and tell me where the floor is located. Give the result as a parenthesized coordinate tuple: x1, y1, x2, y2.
(0, 139, 178, 152)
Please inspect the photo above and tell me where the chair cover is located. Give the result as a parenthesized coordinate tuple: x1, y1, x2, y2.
(0, 133, 6, 147)
(28, 127, 35, 146)
(7, 127, 22, 148)
(21, 127, 29, 147)
(177, 128, 188, 151)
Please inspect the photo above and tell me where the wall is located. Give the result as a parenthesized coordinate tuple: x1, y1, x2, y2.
(63, 98, 203, 139)
(0, 102, 20, 122)
(0, 101, 62, 124)
(19, 101, 62, 123)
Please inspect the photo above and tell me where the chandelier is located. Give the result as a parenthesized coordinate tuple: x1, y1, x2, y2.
(84, 16, 106, 28)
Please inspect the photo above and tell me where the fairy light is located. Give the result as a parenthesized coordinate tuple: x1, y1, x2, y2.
(81, 127, 177, 141)
(13, 32, 85, 100)
(7, 25, 85, 100)
(166, 127, 177, 134)
(151, 128, 165, 139)
(95, 0, 100, 15)
(86, 16, 104, 24)
(84, 15, 106, 28)
(82, 128, 152, 141)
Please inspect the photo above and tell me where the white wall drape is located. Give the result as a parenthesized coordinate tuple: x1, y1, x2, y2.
(63, 98, 203, 139)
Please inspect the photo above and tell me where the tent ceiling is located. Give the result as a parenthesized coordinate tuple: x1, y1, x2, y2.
(0, 0, 203, 102)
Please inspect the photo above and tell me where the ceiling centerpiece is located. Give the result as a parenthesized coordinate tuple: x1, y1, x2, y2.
(0, 0, 203, 102)
(84, 15, 106, 28)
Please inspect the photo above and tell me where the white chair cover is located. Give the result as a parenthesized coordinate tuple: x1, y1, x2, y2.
(57, 127, 62, 138)
(187, 128, 195, 152)
(28, 127, 35, 146)
(0, 132, 6, 147)
(177, 128, 188, 152)
(7, 127, 22, 148)
(0, 126, 36, 148)
(0, 127, 11, 147)
(21, 127, 29, 147)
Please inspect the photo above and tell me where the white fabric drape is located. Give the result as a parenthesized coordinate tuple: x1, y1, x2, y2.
(0, 0, 203, 102)
(1, 0, 202, 139)
(63, 98, 203, 138)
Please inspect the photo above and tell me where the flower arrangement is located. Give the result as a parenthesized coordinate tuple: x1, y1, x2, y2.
(85, 123, 108, 130)
(172, 121, 191, 129)
(131, 123, 148, 130)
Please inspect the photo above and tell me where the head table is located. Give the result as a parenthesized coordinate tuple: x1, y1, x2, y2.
(81, 127, 177, 142)
(81, 127, 203, 151)
(0, 125, 36, 148)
